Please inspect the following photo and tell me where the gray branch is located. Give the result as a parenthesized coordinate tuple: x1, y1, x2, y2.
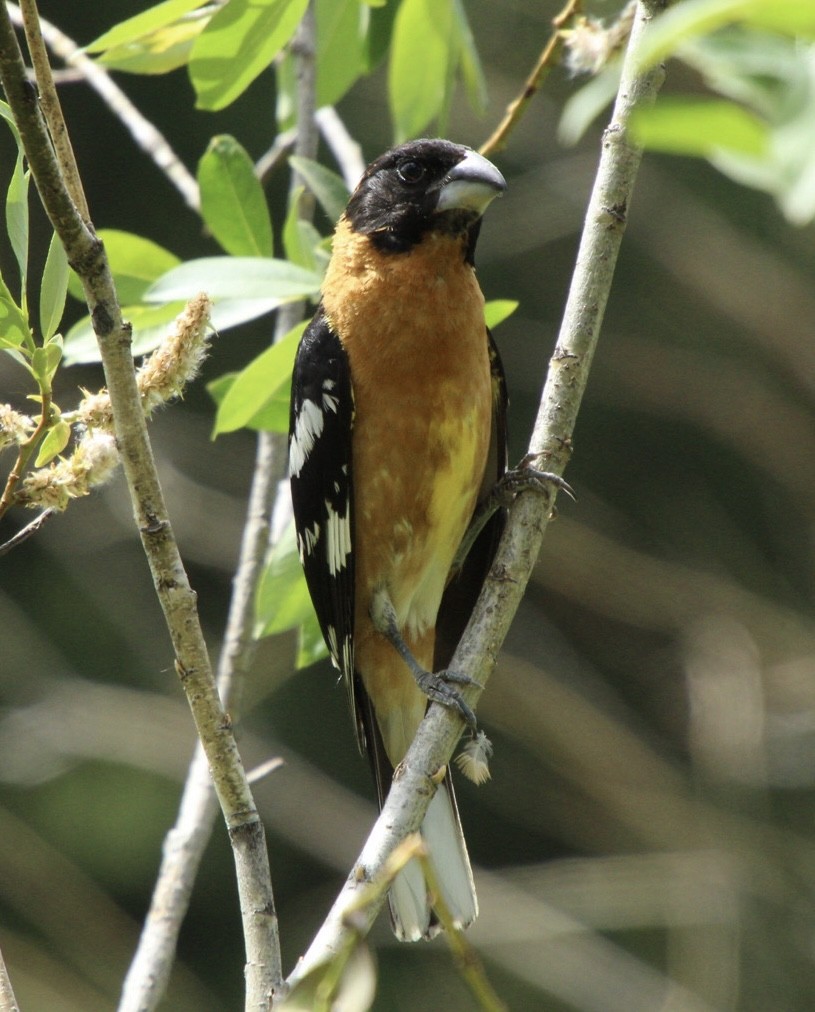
(0, 5, 276, 1009)
(285, 0, 669, 991)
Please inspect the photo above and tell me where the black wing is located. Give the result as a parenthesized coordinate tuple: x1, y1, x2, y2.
(289, 307, 359, 742)
(434, 329, 508, 670)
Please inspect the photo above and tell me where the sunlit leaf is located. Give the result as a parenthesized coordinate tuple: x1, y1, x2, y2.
(145, 257, 321, 303)
(34, 419, 71, 467)
(97, 18, 207, 75)
(389, 0, 456, 141)
(64, 300, 186, 364)
(212, 321, 304, 435)
(484, 299, 519, 330)
(85, 0, 208, 52)
(198, 135, 273, 257)
(40, 233, 69, 342)
(289, 156, 350, 225)
(631, 97, 768, 157)
(67, 229, 181, 305)
(0, 273, 30, 351)
(636, 0, 815, 72)
(6, 154, 29, 295)
(316, 0, 367, 107)
(190, 0, 308, 111)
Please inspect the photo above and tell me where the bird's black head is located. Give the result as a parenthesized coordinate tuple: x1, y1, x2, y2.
(343, 139, 506, 260)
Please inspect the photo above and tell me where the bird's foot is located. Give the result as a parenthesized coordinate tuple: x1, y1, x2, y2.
(413, 667, 481, 729)
(494, 453, 575, 507)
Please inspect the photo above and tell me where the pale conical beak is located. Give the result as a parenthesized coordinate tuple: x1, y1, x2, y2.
(436, 149, 507, 216)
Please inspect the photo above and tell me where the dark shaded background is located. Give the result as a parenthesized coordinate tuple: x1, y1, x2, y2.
(2, 2, 815, 1009)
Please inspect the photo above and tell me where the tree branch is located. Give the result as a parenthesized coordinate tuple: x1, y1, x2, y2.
(120, 5, 321, 1009)
(285, 0, 669, 990)
(0, 946, 19, 1012)
(6, 2, 200, 212)
(0, 4, 277, 1008)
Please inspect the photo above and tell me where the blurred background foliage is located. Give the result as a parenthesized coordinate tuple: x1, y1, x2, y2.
(2, 1, 815, 1009)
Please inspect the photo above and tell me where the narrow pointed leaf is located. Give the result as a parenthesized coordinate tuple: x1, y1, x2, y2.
(198, 135, 273, 257)
(190, 0, 308, 111)
(40, 233, 69, 341)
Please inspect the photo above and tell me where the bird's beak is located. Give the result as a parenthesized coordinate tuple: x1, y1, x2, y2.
(436, 149, 507, 216)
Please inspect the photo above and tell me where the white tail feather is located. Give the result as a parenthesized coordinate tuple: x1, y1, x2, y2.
(388, 783, 478, 941)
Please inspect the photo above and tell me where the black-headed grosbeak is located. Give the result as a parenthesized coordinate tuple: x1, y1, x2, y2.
(289, 138, 507, 940)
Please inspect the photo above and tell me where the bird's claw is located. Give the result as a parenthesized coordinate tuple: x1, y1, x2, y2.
(496, 454, 574, 506)
(415, 668, 480, 728)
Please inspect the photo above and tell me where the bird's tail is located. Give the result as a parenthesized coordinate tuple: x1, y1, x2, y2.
(387, 776, 478, 942)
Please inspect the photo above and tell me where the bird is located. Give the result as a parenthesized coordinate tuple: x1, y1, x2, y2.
(288, 138, 508, 941)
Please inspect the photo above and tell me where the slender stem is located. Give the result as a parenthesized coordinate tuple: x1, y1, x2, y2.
(0, 392, 51, 521)
(6, 3, 200, 212)
(19, 0, 89, 220)
(0, 946, 19, 1012)
(0, 5, 276, 1007)
(121, 5, 320, 1010)
(285, 0, 669, 990)
(0, 507, 55, 556)
(480, 0, 582, 158)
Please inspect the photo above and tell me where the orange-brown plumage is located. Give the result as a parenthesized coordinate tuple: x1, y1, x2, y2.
(323, 221, 493, 762)
(289, 139, 507, 940)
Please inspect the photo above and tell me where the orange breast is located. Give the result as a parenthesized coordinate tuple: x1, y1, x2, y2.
(322, 221, 492, 761)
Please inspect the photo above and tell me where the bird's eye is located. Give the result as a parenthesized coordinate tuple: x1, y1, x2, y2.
(396, 160, 425, 184)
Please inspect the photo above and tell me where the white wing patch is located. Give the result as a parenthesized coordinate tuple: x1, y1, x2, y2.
(297, 522, 321, 561)
(289, 399, 324, 478)
(322, 378, 340, 414)
(327, 624, 354, 676)
(325, 499, 352, 575)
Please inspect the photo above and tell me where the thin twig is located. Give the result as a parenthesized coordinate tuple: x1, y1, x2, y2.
(480, 0, 582, 158)
(120, 5, 321, 1010)
(0, 946, 19, 1012)
(18, 0, 89, 219)
(6, 2, 200, 212)
(0, 507, 55, 556)
(284, 0, 669, 991)
(316, 106, 365, 190)
(0, 5, 277, 1009)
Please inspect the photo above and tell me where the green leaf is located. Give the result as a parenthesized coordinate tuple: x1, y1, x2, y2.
(636, 0, 815, 72)
(67, 229, 181, 305)
(288, 156, 350, 225)
(213, 321, 305, 435)
(315, 0, 367, 107)
(484, 299, 519, 330)
(43, 335, 64, 381)
(453, 0, 487, 114)
(63, 300, 186, 365)
(631, 97, 768, 157)
(557, 65, 621, 146)
(198, 135, 273, 257)
(86, 0, 208, 52)
(0, 99, 22, 148)
(190, 0, 309, 111)
(97, 17, 208, 75)
(40, 233, 69, 341)
(254, 519, 329, 669)
(34, 419, 71, 467)
(283, 188, 326, 271)
(0, 273, 31, 351)
(145, 257, 321, 303)
(363, 0, 399, 71)
(6, 154, 29, 296)
(388, 0, 456, 141)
